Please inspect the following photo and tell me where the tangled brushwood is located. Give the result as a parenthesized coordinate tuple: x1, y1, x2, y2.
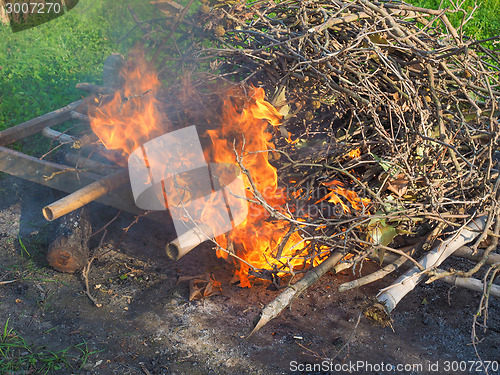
(124, 0, 499, 329)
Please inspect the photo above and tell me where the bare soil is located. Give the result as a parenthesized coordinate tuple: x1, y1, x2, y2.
(0, 174, 499, 375)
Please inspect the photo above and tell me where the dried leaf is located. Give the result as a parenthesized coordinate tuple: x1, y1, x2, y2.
(177, 273, 222, 301)
(368, 33, 390, 46)
(386, 173, 409, 197)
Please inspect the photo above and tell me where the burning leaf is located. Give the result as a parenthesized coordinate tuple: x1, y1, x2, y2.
(348, 148, 361, 158)
(316, 180, 370, 214)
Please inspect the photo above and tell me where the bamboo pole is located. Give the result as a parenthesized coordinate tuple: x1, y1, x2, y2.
(165, 223, 215, 260)
(42, 169, 129, 221)
(373, 216, 487, 317)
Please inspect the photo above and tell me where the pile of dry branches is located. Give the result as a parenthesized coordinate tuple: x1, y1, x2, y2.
(127, 0, 500, 330)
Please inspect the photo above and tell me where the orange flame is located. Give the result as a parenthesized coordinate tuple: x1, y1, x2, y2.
(89, 52, 369, 287)
(89, 49, 170, 161)
(203, 87, 313, 287)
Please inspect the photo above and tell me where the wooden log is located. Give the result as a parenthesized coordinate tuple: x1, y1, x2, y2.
(0, 99, 86, 146)
(42, 127, 77, 143)
(453, 246, 500, 265)
(166, 223, 214, 260)
(250, 251, 344, 335)
(75, 82, 115, 96)
(47, 208, 91, 273)
(43, 169, 130, 221)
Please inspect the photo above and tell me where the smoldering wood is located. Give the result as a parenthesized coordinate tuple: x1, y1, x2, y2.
(43, 169, 130, 221)
(47, 208, 91, 273)
(0, 99, 86, 146)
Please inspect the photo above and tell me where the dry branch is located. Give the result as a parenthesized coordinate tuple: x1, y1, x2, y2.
(75, 82, 115, 96)
(436, 270, 500, 298)
(373, 216, 487, 318)
(250, 251, 344, 335)
(63, 152, 119, 176)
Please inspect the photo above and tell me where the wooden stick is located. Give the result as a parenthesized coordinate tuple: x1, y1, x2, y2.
(373, 216, 487, 318)
(453, 246, 500, 265)
(436, 270, 500, 298)
(250, 251, 344, 336)
(42, 127, 77, 143)
(75, 82, 115, 95)
(0, 99, 86, 146)
(43, 169, 129, 221)
(165, 223, 214, 260)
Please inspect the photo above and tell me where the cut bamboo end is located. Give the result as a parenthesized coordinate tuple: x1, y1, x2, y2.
(165, 223, 214, 260)
(43, 207, 55, 221)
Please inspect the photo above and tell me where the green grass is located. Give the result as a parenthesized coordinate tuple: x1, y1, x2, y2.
(0, 0, 157, 134)
(407, 0, 500, 41)
(0, 318, 99, 374)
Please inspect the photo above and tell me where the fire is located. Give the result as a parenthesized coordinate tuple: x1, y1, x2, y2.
(316, 180, 370, 214)
(89, 51, 369, 287)
(348, 148, 361, 158)
(204, 87, 312, 287)
(89, 49, 170, 160)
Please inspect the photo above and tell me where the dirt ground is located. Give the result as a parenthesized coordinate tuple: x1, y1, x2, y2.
(0, 174, 499, 375)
